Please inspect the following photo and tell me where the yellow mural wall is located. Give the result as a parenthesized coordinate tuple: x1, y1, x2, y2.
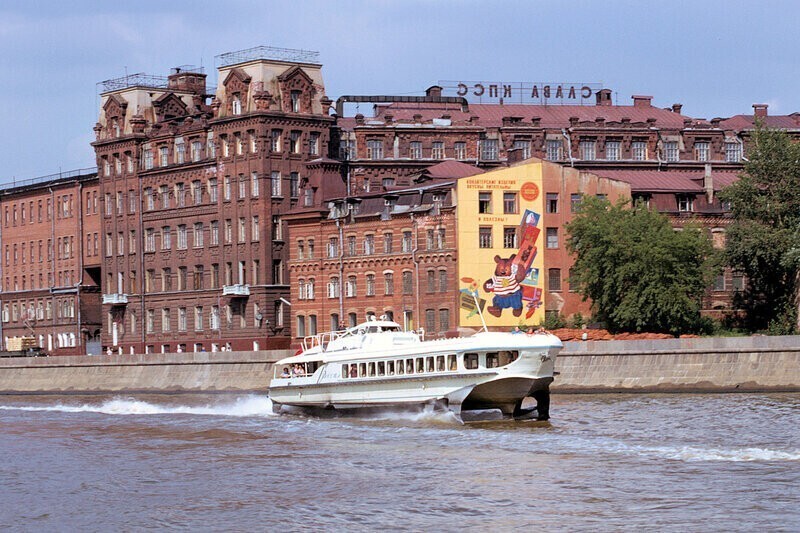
(456, 162, 546, 330)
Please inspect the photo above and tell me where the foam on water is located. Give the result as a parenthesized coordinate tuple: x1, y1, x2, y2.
(0, 395, 276, 418)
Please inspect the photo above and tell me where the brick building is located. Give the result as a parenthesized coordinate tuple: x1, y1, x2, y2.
(91, 46, 334, 354)
(0, 170, 102, 354)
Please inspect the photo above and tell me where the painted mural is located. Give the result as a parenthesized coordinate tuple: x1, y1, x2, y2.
(456, 163, 546, 329)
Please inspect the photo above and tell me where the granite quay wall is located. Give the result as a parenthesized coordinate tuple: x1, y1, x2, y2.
(0, 350, 291, 394)
(1, 336, 799, 394)
(553, 335, 800, 393)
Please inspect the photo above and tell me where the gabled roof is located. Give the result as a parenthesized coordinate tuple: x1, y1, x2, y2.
(418, 160, 484, 179)
(590, 169, 740, 193)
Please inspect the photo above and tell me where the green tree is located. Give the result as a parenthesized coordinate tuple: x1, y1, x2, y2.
(566, 196, 716, 335)
(718, 125, 800, 333)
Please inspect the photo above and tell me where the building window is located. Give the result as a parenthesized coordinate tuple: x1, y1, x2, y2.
(208, 178, 218, 203)
(402, 231, 413, 252)
(194, 306, 203, 331)
(383, 233, 393, 254)
(161, 226, 171, 250)
(364, 234, 375, 255)
(606, 140, 621, 161)
(409, 141, 422, 159)
(224, 176, 231, 201)
(548, 268, 562, 291)
(289, 172, 299, 198)
(570, 193, 582, 213)
(546, 227, 559, 249)
(345, 235, 356, 256)
(252, 216, 260, 242)
(144, 188, 154, 211)
(663, 141, 679, 162)
(250, 172, 259, 197)
(232, 95, 242, 115)
(732, 272, 745, 292)
(479, 226, 492, 248)
(210, 306, 220, 330)
(159, 146, 169, 167)
(177, 308, 186, 331)
(425, 309, 436, 333)
(177, 225, 187, 249)
(480, 139, 499, 160)
(366, 139, 383, 160)
(290, 131, 301, 154)
(224, 220, 232, 243)
(714, 274, 726, 291)
(175, 138, 185, 164)
(192, 180, 202, 205)
(346, 276, 357, 297)
(290, 90, 301, 112)
(207, 132, 215, 158)
(695, 141, 710, 162)
(146, 309, 154, 333)
(432, 141, 445, 159)
(366, 274, 375, 296)
(328, 277, 340, 298)
(328, 237, 339, 258)
(579, 140, 596, 160)
(438, 270, 448, 293)
(478, 191, 492, 214)
(631, 140, 648, 160)
(503, 227, 518, 249)
(297, 315, 306, 338)
(677, 195, 694, 212)
(271, 129, 282, 152)
(309, 132, 319, 156)
(271, 171, 281, 197)
(454, 142, 466, 160)
(193, 223, 204, 248)
(725, 141, 742, 162)
(384, 272, 394, 295)
(503, 192, 518, 214)
(238, 175, 247, 199)
(144, 228, 155, 252)
(402, 271, 413, 295)
(439, 309, 450, 332)
(546, 139, 563, 161)
(238, 218, 246, 243)
(512, 139, 531, 159)
(162, 309, 171, 332)
(546, 193, 558, 213)
(191, 140, 203, 162)
(307, 239, 314, 258)
(143, 148, 153, 170)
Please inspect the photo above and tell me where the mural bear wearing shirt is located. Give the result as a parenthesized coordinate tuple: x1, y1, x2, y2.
(483, 254, 526, 317)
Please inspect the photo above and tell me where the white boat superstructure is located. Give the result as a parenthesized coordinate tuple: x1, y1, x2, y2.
(268, 319, 562, 420)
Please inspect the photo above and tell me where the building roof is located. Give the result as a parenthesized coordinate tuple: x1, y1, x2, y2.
(590, 169, 740, 193)
(341, 101, 691, 129)
(418, 160, 484, 179)
(718, 114, 800, 131)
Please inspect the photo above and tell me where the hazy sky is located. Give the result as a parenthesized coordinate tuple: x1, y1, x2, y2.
(1, 0, 797, 181)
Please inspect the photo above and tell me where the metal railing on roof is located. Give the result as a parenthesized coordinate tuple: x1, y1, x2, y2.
(216, 45, 320, 68)
(99, 73, 169, 93)
(0, 167, 97, 192)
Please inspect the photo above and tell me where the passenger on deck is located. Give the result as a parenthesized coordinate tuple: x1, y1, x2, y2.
(349, 364, 358, 378)
(293, 364, 305, 377)
(281, 367, 291, 378)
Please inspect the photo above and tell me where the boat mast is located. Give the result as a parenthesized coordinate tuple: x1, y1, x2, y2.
(472, 293, 489, 333)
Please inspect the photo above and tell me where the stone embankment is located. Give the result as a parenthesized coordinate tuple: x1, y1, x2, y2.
(0, 336, 797, 394)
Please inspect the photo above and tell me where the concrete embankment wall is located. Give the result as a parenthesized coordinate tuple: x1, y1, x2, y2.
(0, 350, 291, 394)
(1, 336, 799, 394)
(553, 335, 800, 393)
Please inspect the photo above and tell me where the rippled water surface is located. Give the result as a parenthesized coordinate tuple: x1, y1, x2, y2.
(0, 393, 797, 531)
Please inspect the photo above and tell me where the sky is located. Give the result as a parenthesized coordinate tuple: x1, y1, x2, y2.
(0, 0, 798, 182)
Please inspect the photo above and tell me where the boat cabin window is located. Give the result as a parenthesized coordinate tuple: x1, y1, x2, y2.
(436, 355, 445, 372)
(349, 364, 358, 378)
(416, 357, 424, 373)
(396, 360, 404, 375)
(448, 354, 457, 371)
(359, 363, 367, 377)
(426, 356, 434, 373)
(498, 350, 518, 366)
(464, 353, 479, 370)
(307, 361, 319, 374)
(341, 364, 348, 378)
(406, 359, 414, 374)
(486, 352, 499, 368)
(368, 362, 376, 377)
(377, 361, 385, 376)
(386, 361, 394, 375)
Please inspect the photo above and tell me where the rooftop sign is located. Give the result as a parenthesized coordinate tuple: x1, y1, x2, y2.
(438, 81, 603, 105)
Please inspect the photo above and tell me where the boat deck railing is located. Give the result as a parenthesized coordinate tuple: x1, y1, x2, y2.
(302, 327, 424, 353)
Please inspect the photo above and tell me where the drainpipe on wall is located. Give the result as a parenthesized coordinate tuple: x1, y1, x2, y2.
(655, 129, 665, 170)
(561, 129, 575, 167)
(139, 181, 145, 353)
(337, 218, 344, 322)
(76, 181, 83, 352)
(411, 212, 420, 333)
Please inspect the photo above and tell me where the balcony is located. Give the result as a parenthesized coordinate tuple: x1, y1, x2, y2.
(222, 284, 250, 297)
(102, 293, 129, 305)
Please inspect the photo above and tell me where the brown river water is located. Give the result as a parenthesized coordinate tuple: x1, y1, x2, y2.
(0, 393, 797, 531)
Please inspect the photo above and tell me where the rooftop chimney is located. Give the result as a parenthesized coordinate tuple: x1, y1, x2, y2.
(426, 85, 443, 98)
(596, 89, 612, 106)
(672, 103, 683, 114)
(753, 103, 768, 118)
(632, 95, 653, 108)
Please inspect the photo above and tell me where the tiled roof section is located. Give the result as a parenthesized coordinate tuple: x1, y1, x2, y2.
(590, 169, 740, 193)
(718, 114, 800, 131)
(355, 102, 691, 129)
(423, 160, 484, 179)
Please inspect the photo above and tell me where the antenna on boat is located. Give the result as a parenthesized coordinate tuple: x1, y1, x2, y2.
(472, 293, 489, 333)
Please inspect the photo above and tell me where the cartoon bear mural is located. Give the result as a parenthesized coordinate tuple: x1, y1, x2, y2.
(483, 254, 527, 317)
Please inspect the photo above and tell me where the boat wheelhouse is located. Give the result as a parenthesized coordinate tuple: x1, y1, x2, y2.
(269, 318, 562, 420)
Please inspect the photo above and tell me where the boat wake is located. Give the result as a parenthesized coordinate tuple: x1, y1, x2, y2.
(0, 395, 277, 418)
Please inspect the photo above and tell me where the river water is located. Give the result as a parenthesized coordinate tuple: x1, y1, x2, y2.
(0, 393, 797, 531)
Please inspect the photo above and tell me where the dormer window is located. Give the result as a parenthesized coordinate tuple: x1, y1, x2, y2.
(290, 90, 301, 113)
(232, 94, 242, 115)
(112, 120, 120, 138)
(677, 195, 694, 212)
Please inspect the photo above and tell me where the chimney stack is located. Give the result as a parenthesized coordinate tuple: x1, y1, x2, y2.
(632, 95, 653, 108)
(596, 89, 613, 106)
(753, 103, 768, 118)
(426, 85, 443, 98)
(672, 103, 683, 114)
